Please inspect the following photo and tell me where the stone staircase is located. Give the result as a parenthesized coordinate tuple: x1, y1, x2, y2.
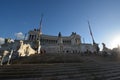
(1, 54, 120, 80)
(1, 62, 120, 80)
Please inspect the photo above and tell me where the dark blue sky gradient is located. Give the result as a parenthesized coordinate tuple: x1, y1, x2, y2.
(1, 0, 120, 48)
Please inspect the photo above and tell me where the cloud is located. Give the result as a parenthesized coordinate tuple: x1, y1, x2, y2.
(15, 32, 24, 40)
(0, 37, 5, 45)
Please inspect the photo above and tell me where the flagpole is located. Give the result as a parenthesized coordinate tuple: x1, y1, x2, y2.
(88, 21, 95, 44)
(39, 14, 43, 34)
(37, 14, 43, 54)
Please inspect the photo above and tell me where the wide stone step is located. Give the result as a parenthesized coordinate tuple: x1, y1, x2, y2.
(1, 62, 120, 80)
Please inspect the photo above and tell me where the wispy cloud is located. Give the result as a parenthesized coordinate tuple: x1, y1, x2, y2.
(0, 37, 5, 45)
(15, 32, 24, 40)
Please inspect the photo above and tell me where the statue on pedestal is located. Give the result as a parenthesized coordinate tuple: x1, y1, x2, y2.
(102, 43, 111, 55)
(1, 50, 9, 65)
(18, 40, 36, 57)
(37, 40, 41, 54)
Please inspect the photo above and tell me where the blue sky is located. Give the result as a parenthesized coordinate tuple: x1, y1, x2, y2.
(0, 0, 120, 49)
